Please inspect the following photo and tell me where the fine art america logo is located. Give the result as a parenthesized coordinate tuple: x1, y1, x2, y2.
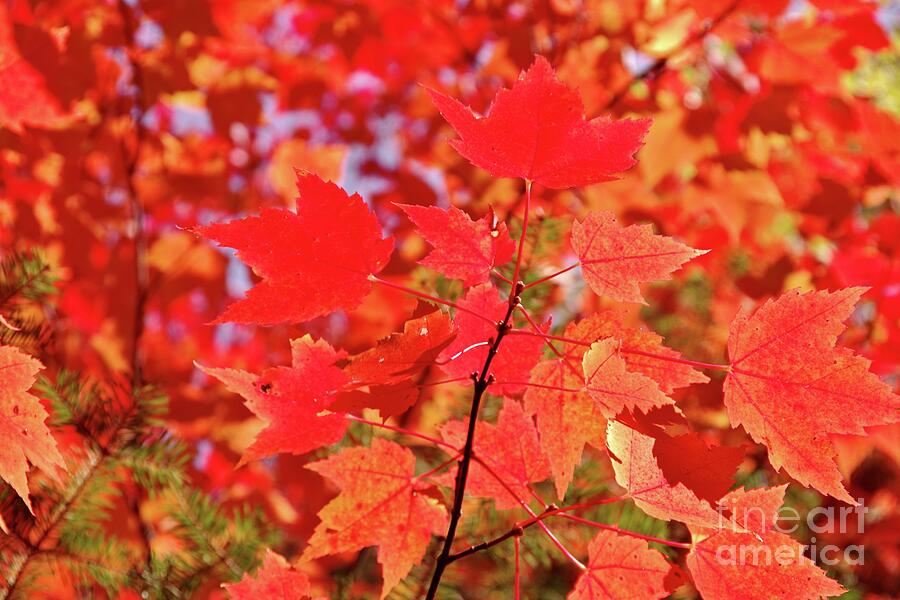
(713, 499, 867, 567)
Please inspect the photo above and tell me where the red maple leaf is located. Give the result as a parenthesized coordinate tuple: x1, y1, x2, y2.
(427, 55, 651, 189)
(398, 204, 515, 285)
(686, 485, 846, 600)
(438, 399, 549, 509)
(195, 173, 393, 325)
(302, 439, 448, 598)
(569, 530, 671, 600)
(224, 550, 322, 600)
(438, 283, 544, 395)
(196, 336, 348, 464)
(0, 345, 65, 533)
(725, 288, 900, 502)
(571, 212, 706, 304)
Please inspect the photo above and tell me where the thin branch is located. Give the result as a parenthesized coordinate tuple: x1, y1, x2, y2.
(493, 380, 581, 394)
(522, 262, 580, 290)
(116, 0, 155, 574)
(416, 452, 463, 482)
(0, 262, 50, 310)
(507, 328, 585, 346)
(446, 493, 626, 564)
(418, 376, 471, 387)
(619, 347, 729, 372)
(507, 327, 729, 372)
(346, 415, 456, 451)
(116, 0, 150, 389)
(426, 180, 541, 596)
(445, 493, 680, 567)
(425, 285, 524, 598)
(492, 270, 514, 285)
(470, 456, 585, 570)
(447, 520, 527, 563)
(555, 513, 692, 549)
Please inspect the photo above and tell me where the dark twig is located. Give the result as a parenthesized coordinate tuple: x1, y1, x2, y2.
(424, 280, 524, 598)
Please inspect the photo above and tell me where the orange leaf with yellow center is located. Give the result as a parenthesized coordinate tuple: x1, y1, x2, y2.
(582, 339, 674, 417)
(561, 312, 709, 393)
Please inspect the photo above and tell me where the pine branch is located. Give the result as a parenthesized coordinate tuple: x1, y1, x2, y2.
(2, 450, 108, 600)
(0, 251, 54, 309)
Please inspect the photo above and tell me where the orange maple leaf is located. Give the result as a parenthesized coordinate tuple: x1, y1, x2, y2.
(686, 486, 846, 600)
(569, 529, 671, 600)
(725, 288, 900, 502)
(571, 212, 706, 304)
(0, 345, 65, 532)
(302, 439, 448, 598)
(438, 399, 549, 509)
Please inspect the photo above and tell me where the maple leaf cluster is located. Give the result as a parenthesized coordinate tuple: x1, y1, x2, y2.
(2, 0, 899, 599)
(193, 57, 898, 598)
